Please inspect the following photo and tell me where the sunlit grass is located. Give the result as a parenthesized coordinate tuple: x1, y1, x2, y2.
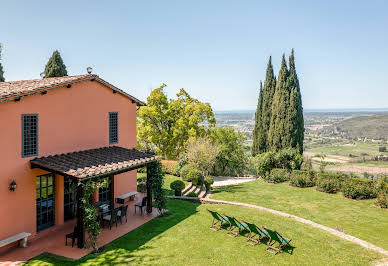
(26, 199, 383, 265)
(211, 178, 388, 250)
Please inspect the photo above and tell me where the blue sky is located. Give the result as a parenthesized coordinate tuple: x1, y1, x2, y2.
(1, 0, 387, 110)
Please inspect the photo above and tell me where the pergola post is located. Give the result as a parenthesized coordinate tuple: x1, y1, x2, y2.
(76, 181, 85, 249)
(146, 166, 153, 213)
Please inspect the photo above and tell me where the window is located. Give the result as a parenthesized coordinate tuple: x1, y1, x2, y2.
(64, 178, 77, 221)
(109, 112, 118, 144)
(36, 174, 55, 231)
(22, 114, 38, 157)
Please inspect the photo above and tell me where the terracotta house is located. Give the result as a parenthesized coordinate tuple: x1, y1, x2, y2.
(0, 74, 156, 251)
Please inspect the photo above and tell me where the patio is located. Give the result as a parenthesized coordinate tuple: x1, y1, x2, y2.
(0, 194, 159, 265)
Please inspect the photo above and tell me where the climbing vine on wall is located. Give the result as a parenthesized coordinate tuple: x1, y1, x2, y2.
(147, 160, 167, 215)
(79, 178, 109, 251)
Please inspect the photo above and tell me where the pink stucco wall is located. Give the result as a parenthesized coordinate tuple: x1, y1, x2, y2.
(0, 79, 138, 241)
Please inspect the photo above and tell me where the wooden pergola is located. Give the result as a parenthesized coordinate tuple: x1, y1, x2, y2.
(30, 146, 157, 248)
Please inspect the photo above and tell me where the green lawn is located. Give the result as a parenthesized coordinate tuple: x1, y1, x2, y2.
(137, 173, 187, 196)
(211, 179, 388, 250)
(307, 141, 384, 157)
(26, 199, 382, 265)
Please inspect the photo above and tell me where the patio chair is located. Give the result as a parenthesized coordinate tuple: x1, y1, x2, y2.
(65, 226, 79, 247)
(117, 204, 128, 223)
(243, 221, 268, 245)
(103, 208, 120, 230)
(207, 209, 229, 231)
(263, 227, 292, 255)
(135, 197, 147, 214)
(224, 215, 248, 237)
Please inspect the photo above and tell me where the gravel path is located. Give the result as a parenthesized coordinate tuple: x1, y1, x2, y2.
(212, 176, 256, 187)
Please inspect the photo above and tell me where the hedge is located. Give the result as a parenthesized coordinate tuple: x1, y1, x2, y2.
(161, 160, 179, 175)
(290, 170, 315, 188)
(263, 168, 290, 184)
(316, 173, 344, 193)
(341, 178, 377, 200)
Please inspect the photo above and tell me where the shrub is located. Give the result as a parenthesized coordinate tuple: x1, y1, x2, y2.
(161, 160, 178, 175)
(204, 176, 214, 191)
(187, 169, 203, 186)
(274, 148, 303, 171)
(263, 168, 290, 183)
(379, 146, 387, 152)
(341, 178, 377, 200)
(290, 170, 315, 188)
(186, 192, 198, 197)
(170, 180, 185, 196)
(376, 192, 388, 208)
(251, 151, 275, 177)
(180, 164, 197, 181)
(316, 173, 343, 193)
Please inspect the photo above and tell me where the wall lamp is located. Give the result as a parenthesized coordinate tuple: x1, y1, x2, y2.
(9, 180, 17, 191)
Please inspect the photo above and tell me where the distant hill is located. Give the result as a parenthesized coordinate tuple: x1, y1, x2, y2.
(325, 114, 388, 140)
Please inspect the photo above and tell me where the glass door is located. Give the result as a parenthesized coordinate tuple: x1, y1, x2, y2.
(64, 178, 77, 221)
(36, 174, 55, 231)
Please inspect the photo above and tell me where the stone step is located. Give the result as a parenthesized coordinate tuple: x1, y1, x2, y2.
(183, 185, 196, 196)
(193, 186, 201, 195)
(198, 187, 207, 198)
(182, 183, 192, 195)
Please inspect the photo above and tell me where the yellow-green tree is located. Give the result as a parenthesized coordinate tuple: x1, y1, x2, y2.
(137, 84, 215, 159)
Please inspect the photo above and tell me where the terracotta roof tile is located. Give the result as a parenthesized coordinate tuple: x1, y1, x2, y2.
(0, 74, 146, 106)
(30, 146, 157, 179)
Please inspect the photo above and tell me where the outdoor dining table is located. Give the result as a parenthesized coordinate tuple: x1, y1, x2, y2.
(97, 204, 111, 222)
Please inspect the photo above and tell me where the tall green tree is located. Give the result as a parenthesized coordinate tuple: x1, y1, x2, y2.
(259, 56, 277, 153)
(252, 81, 263, 156)
(268, 54, 290, 151)
(252, 56, 277, 155)
(287, 49, 304, 154)
(0, 44, 4, 82)
(137, 84, 215, 159)
(44, 50, 67, 78)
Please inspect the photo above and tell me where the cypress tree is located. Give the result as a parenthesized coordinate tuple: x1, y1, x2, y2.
(259, 56, 277, 153)
(252, 81, 263, 156)
(44, 50, 67, 78)
(268, 54, 290, 151)
(287, 49, 304, 154)
(0, 44, 4, 82)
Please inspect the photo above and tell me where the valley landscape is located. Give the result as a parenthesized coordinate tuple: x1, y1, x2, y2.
(215, 109, 388, 176)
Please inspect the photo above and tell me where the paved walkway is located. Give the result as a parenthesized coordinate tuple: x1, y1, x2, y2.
(168, 196, 388, 257)
(212, 176, 256, 187)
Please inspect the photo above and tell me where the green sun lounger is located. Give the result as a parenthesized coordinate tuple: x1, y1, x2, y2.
(207, 209, 229, 231)
(224, 215, 248, 237)
(264, 227, 292, 254)
(243, 221, 269, 245)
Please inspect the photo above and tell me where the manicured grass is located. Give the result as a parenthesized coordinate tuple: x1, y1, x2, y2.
(26, 199, 382, 265)
(137, 173, 187, 196)
(211, 179, 388, 250)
